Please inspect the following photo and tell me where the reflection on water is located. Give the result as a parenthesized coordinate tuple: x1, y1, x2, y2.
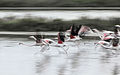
(36, 55, 51, 73)
(0, 37, 120, 75)
(112, 64, 119, 75)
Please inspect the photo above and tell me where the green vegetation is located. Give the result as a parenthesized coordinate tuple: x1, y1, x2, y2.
(0, 0, 120, 7)
(0, 16, 120, 31)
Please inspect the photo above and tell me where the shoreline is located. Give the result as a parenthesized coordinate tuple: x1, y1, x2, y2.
(0, 31, 99, 39)
(0, 7, 120, 10)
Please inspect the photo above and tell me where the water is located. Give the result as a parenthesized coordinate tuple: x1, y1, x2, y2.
(0, 10, 120, 20)
(0, 37, 120, 75)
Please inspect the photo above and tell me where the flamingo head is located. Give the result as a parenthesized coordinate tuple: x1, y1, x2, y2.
(29, 36, 37, 40)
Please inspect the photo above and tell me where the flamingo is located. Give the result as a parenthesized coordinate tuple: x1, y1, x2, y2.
(94, 25, 120, 50)
(19, 35, 55, 48)
(30, 33, 69, 54)
(65, 25, 82, 42)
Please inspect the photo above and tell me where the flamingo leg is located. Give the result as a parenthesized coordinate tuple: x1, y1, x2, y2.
(60, 46, 68, 54)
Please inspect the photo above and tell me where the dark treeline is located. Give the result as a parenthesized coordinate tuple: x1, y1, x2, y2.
(0, 17, 120, 31)
(0, 0, 120, 7)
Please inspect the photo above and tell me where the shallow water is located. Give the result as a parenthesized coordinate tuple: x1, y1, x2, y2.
(0, 37, 120, 75)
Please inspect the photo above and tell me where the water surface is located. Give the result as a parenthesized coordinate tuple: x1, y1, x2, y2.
(0, 37, 120, 75)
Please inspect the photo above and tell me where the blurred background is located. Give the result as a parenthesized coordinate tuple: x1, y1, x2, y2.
(0, 0, 119, 32)
(0, 1, 120, 75)
(0, 0, 120, 7)
(0, 10, 120, 31)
